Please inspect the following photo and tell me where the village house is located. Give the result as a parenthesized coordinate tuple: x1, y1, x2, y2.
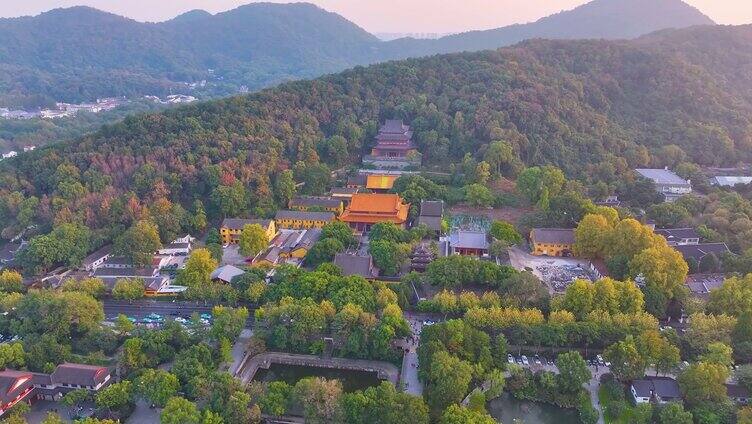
(339, 193, 410, 234)
(346, 174, 367, 189)
(158, 241, 192, 256)
(711, 176, 752, 187)
(444, 230, 489, 256)
(329, 187, 359, 205)
(726, 383, 751, 404)
(288, 196, 344, 215)
(274, 210, 335, 230)
(416, 200, 444, 234)
(530, 228, 575, 257)
(0, 363, 112, 416)
(220, 218, 277, 245)
(630, 376, 681, 404)
(81, 245, 112, 271)
(333, 252, 379, 279)
(635, 168, 692, 202)
(654, 228, 700, 246)
(253, 229, 322, 268)
(675, 242, 730, 267)
(210, 264, 245, 284)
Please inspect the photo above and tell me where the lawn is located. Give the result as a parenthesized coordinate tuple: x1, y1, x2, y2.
(599, 385, 638, 424)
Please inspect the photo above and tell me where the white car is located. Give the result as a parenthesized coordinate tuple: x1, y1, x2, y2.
(507, 354, 514, 364)
(521, 355, 529, 366)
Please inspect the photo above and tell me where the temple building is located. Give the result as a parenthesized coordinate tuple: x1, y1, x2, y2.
(339, 193, 410, 234)
(371, 120, 416, 158)
(363, 120, 421, 168)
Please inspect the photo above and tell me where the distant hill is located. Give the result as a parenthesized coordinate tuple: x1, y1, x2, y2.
(0, 0, 715, 108)
(383, 0, 715, 57)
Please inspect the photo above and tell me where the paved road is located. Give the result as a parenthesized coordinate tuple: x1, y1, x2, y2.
(400, 316, 424, 395)
(228, 328, 254, 374)
(102, 300, 255, 324)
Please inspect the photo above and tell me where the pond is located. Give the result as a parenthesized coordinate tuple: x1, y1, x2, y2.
(252, 363, 382, 392)
(488, 393, 580, 424)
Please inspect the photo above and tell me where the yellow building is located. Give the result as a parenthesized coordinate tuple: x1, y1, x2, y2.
(530, 228, 575, 257)
(288, 196, 344, 216)
(274, 210, 335, 230)
(220, 218, 276, 245)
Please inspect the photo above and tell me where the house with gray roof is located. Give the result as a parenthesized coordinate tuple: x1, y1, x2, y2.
(631, 377, 681, 404)
(446, 230, 489, 256)
(635, 168, 692, 202)
(334, 253, 379, 279)
(416, 200, 444, 234)
(210, 265, 245, 284)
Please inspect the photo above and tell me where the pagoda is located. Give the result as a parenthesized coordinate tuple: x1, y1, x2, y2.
(371, 120, 417, 158)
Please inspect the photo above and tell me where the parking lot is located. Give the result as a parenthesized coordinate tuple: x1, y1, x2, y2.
(509, 247, 598, 293)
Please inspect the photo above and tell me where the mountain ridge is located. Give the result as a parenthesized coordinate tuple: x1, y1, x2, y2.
(0, 0, 717, 107)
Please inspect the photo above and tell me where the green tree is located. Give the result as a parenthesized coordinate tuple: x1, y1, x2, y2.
(489, 220, 522, 245)
(239, 224, 268, 257)
(556, 351, 591, 393)
(61, 277, 106, 298)
(112, 278, 144, 301)
(176, 248, 218, 289)
(114, 220, 162, 266)
(678, 362, 730, 405)
(134, 369, 179, 407)
(425, 351, 473, 415)
(604, 337, 646, 381)
(305, 239, 345, 266)
(292, 377, 343, 424)
(658, 402, 693, 424)
(465, 184, 493, 207)
(574, 214, 612, 258)
(0, 270, 23, 293)
(192, 199, 208, 233)
(369, 240, 409, 276)
(321, 221, 356, 247)
(161, 396, 200, 424)
(700, 342, 734, 368)
(115, 314, 134, 336)
(61, 388, 90, 410)
(96, 380, 133, 413)
(274, 170, 296, 207)
(440, 404, 496, 424)
(0, 342, 25, 369)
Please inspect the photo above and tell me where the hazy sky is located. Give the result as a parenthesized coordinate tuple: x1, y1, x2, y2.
(1, 0, 751, 33)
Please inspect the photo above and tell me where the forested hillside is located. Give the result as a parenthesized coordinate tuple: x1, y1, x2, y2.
(2, 24, 752, 252)
(0, 0, 712, 108)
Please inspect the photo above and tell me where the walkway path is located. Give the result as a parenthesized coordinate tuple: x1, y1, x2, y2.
(235, 352, 400, 386)
(228, 328, 253, 375)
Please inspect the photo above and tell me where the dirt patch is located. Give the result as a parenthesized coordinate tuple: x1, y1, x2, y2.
(449, 204, 533, 224)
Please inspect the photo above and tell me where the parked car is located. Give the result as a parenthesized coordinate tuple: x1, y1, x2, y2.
(507, 354, 514, 364)
(521, 355, 529, 366)
(534, 355, 541, 365)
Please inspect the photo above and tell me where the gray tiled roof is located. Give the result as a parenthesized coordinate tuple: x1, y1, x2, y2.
(675, 243, 730, 262)
(275, 210, 335, 222)
(419, 200, 444, 217)
(531, 228, 575, 244)
(635, 168, 690, 186)
(449, 231, 489, 250)
(221, 218, 272, 231)
(210, 265, 245, 283)
(290, 196, 342, 209)
(334, 253, 378, 279)
(631, 377, 681, 399)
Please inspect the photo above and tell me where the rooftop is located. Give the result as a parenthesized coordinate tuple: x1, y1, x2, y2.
(51, 363, 110, 387)
(340, 193, 409, 224)
(334, 253, 379, 279)
(632, 377, 681, 399)
(654, 228, 700, 241)
(635, 168, 690, 186)
(712, 176, 752, 187)
(274, 210, 335, 222)
(221, 218, 272, 231)
(419, 200, 444, 217)
(82, 245, 112, 265)
(449, 230, 489, 250)
(366, 174, 398, 190)
(531, 228, 575, 245)
(93, 267, 157, 278)
(211, 265, 245, 283)
(675, 243, 730, 262)
(289, 196, 342, 209)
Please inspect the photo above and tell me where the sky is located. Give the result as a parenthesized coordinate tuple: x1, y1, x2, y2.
(1, 0, 751, 33)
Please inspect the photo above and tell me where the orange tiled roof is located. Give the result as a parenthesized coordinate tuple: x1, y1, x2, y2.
(366, 175, 398, 190)
(340, 193, 409, 224)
